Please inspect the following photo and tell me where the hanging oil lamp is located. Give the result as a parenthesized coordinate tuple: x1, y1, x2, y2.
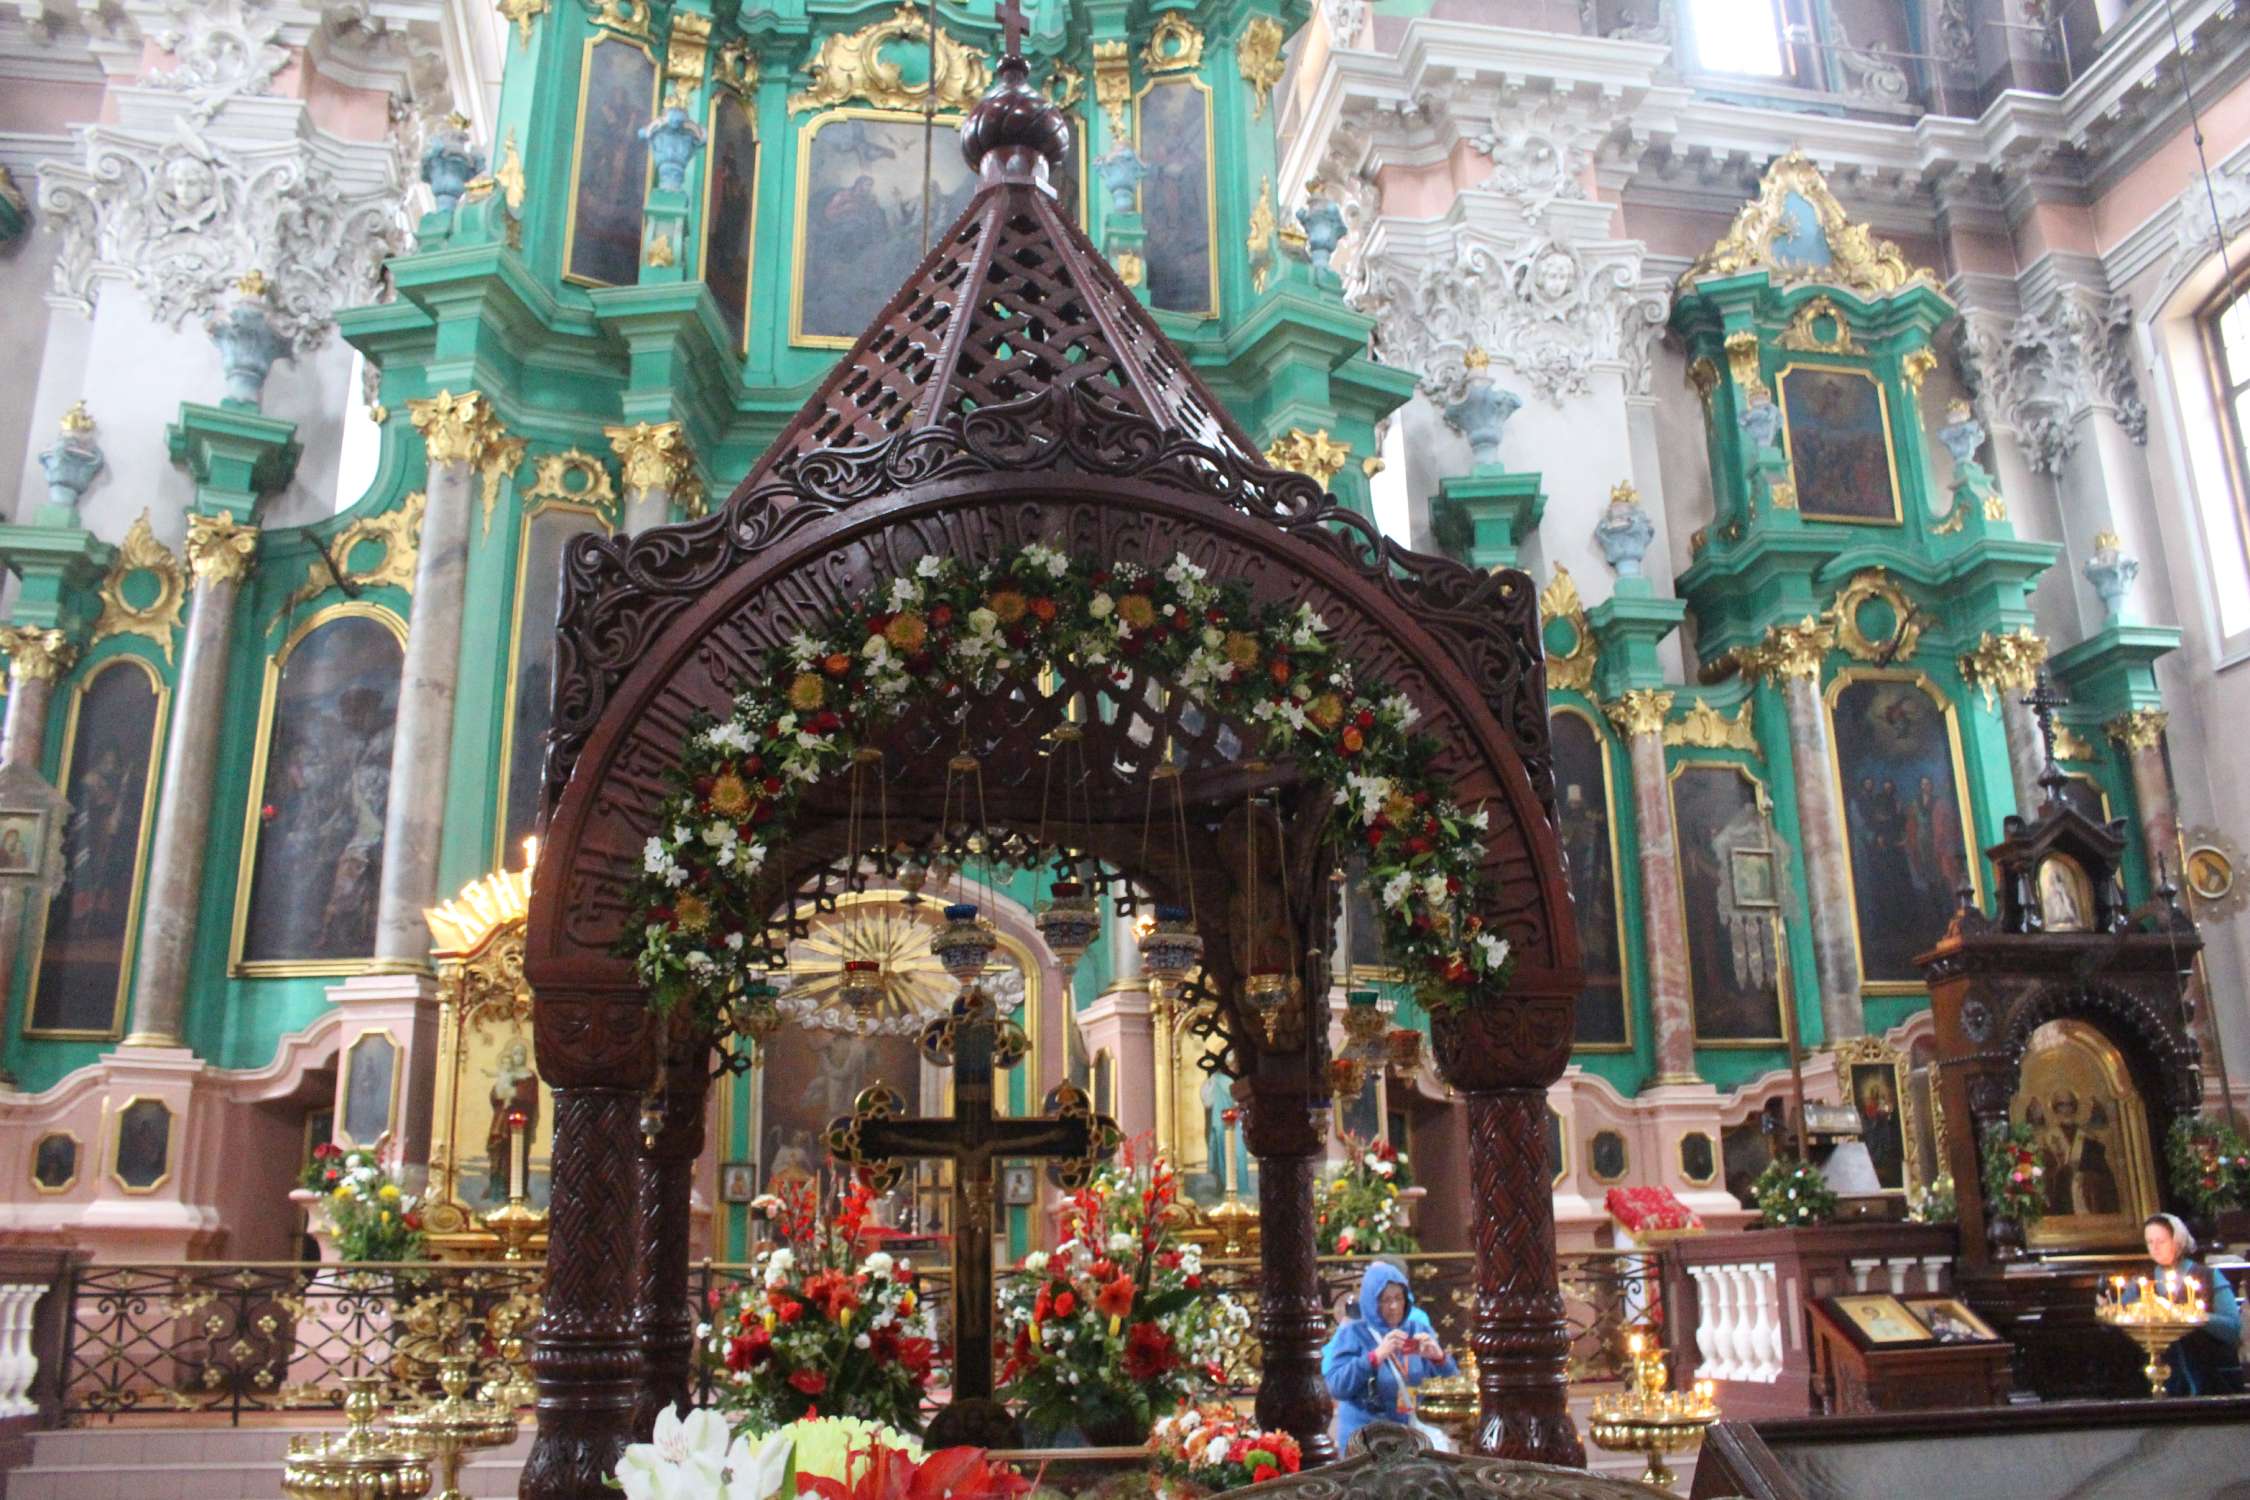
(1244, 969, 1292, 1043)
(1137, 904, 1203, 989)
(838, 958, 886, 1018)
(1035, 879, 1101, 977)
(934, 902, 998, 982)
(1341, 987, 1388, 1059)
(1330, 1054, 1368, 1100)
(1386, 1025, 1424, 1072)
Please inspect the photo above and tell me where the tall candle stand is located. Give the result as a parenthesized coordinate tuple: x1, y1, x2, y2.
(1587, 1332, 1718, 1491)
(2096, 1271, 2212, 1397)
(480, 1109, 545, 1262)
(390, 1355, 519, 1500)
(282, 1376, 432, 1500)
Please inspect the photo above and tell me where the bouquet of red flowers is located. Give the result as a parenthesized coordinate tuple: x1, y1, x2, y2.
(997, 1144, 1248, 1445)
(1604, 1185, 1703, 1236)
(1147, 1404, 1303, 1491)
(703, 1178, 942, 1434)
(299, 1141, 346, 1192)
(795, 1443, 1030, 1500)
(1981, 1123, 2047, 1227)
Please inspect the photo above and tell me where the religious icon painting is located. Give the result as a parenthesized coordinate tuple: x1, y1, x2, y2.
(1134, 76, 1217, 317)
(1778, 365, 1900, 523)
(340, 1031, 399, 1149)
(1905, 1297, 1999, 1344)
(1002, 1163, 1037, 1207)
(793, 110, 977, 346)
(1846, 1059, 1909, 1194)
(565, 35, 658, 287)
(236, 608, 404, 973)
(1679, 1131, 1718, 1186)
(1828, 674, 1978, 988)
(501, 505, 610, 858)
(1670, 764, 1785, 1044)
(111, 1096, 172, 1193)
(0, 809, 44, 878)
(1829, 1294, 1930, 1346)
(1589, 1129, 1628, 1183)
(31, 1131, 78, 1193)
(2037, 854, 2096, 933)
(29, 659, 162, 1038)
(2012, 1017, 2160, 1252)
(720, 1162, 758, 1204)
(1550, 710, 1629, 1049)
(701, 93, 758, 356)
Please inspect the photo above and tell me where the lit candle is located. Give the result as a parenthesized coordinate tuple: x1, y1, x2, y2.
(1628, 1333, 1644, 1357)
(508, 1107, 530, 1203)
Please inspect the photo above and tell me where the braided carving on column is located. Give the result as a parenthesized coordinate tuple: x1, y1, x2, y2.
(1468, 1088, 1582, 1467)
(634, 1075, 708, 1436)
(525, 1087, 645, 1500)
(1240, 1078, 1333, 1466)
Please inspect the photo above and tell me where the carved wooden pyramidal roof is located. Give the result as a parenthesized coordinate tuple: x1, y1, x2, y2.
(737, 30, 1262, 491)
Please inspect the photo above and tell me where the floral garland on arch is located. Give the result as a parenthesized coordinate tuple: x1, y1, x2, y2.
(630, 545, 1515, 1025)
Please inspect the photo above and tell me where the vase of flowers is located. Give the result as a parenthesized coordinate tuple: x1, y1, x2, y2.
(1980, 1122, 2046, 1262)
(321, 1148, 427, 1263)
(2166, 1114, 2250, 1233)
(1147, 1404, 1303, 1496)
(703, 1179, 941, 1434)
(613, 1410, 1028, 1500)
(997, 1147, 1248, 1447)
(1317, 1135, 1419, 1256)
(1750, 1157, 1836, 1228)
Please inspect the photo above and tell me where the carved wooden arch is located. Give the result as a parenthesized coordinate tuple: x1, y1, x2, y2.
(1998, 979, 2203, 1117)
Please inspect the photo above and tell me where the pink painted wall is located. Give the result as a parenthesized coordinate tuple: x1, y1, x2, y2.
(0, 78, 104, 133)
(2094, 72, 2250, 252)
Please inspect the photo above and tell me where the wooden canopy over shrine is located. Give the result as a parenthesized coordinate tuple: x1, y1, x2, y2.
(521, 33, 1582, 1500)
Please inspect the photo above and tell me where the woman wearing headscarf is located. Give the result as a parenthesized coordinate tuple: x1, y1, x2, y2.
(1321, 1261, 1458, 1449)
(2140, 1213, 2244, 1395)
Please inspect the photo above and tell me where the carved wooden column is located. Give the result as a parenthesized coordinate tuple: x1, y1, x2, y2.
(1239, 1076, 1334, 1465)
(1430, 1006, 1582, 1467)
(525, 1073, 646, 1499)
(633, 1034, 709, 1436)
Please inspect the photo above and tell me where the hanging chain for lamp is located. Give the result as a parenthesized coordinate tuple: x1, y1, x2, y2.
(1241, 780, 1294, 1046)
(1035, 698, 1102, 980)
(1137, 728, 1204, 1011)
(932, 735, 1000, 989)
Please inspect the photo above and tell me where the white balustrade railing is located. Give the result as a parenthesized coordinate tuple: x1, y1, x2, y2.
(0, 1282, 45, 1418)
(1686, 1259, 1783, 1384)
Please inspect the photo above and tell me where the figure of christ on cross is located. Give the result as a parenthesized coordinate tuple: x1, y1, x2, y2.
(825, 984, 1120, 1448)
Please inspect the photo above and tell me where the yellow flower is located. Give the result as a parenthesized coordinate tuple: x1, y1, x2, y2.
(379, 1211, 392, 1224)
(1383, 792, 1416, 826)
(1223, 631, 1260, 670)
(788, 672, 826, 711)
(1117, 594, 1156, 630)
(674, 892, 713, 933)
(884, 612, 929, 652)
(379, 1184, 401, 1202)
(708, 773, 752, 818)
(1307, 694, 1345, 732)
(988, 590, 1028, 625)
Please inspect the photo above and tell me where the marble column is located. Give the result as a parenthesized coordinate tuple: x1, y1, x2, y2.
(2105, 709, 2218, 1072)
(1604, 689, 1696, 1081)
(0, 628, 76, 1056)
(369, 391, 505, 968)
(1960, 630, 2048, 817)
(124, 515, 260, 1046)
(1752, 618, 1863, 1044)
(605, 421, 697, 534)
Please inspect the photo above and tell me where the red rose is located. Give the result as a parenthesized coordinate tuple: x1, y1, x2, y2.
(931, 604, 954, 627)
(1051, 1289, 1077, 1319)
(788, 1369, 827, 1396)
(725, 1327, 772, 1371)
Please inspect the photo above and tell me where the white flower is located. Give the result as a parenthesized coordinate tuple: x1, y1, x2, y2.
(1476, 932, 1512, 970)
(1089, 592, 1114, 619)
(1470, 806, 1490, 832)
(763, 1248, 795, 1287)
(1021, 1250, 1050, 1273)
(701, 721, 755, 754)
(1164, 553, 1206, 586)
(725, 932, 745, 952)
(1201, 626, 1224, 649)
(862, 634, 892, 666)
(1382, 692, 1422, 728)
(969, 607, 999, 636)
(916, 554, 945, 579)
(1205, 1438, 1230, 1467)
(1422, 871, 1449, 906)
(644, 837, 675, 875)
(863, 1251, 895, 1277)
(786, 633, 826, 667)
(1382, 871, 1414, 909)
(1107, 1231, 1135, 1256)
(702, 821, 737, 849)
(888, 576, 923, 611)
(1020, 541, 1070, 577)
(722, 1431, 793, 1500)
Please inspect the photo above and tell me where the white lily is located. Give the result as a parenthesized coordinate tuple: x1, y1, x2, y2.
(723, 1429, 795, 1500)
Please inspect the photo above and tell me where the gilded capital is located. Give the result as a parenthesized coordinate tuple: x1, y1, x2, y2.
(408, 389, 508, 468)
(2104, 708, 2168, 752)
(604, 420, 695, 495)
(1956, 628, 2047, 706)
(0, 626, 77, 683)
(185, 511, 260, 585)
(1746, 616, 1834, 681)
(1263, 427, 1352, 488)
(1604, 688, 1674, 739)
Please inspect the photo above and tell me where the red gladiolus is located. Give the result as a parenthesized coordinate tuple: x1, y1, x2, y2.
(1051, 1289, 1077, 1320)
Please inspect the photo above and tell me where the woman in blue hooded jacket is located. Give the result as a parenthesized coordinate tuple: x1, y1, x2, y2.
(1322, 1260, 1458, 1449)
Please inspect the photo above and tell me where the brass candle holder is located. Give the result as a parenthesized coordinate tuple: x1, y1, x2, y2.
(1587, 1332, 1718, 1492)
(282, 1376, 433, 1500)
(390, 1356, 520, 1500)
(2096, 1272, 2212, 1397)
(1411, 1351, 1480, 1450)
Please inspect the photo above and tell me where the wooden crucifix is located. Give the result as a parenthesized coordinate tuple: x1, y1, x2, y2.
(825, 983, 1119, 1448)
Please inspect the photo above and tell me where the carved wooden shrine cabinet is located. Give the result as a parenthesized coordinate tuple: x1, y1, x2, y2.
(518, 47, 1583, 1500)
(1919, 752, 2205, 1399)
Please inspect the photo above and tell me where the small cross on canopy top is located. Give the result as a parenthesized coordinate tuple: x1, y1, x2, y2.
(2022, 669, 2072, 809)
(996, 0, 1027, 58)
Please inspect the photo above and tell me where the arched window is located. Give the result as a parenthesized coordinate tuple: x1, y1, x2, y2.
(1686, 0, 1791, 78)
(2206, 277, 2250, 559)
